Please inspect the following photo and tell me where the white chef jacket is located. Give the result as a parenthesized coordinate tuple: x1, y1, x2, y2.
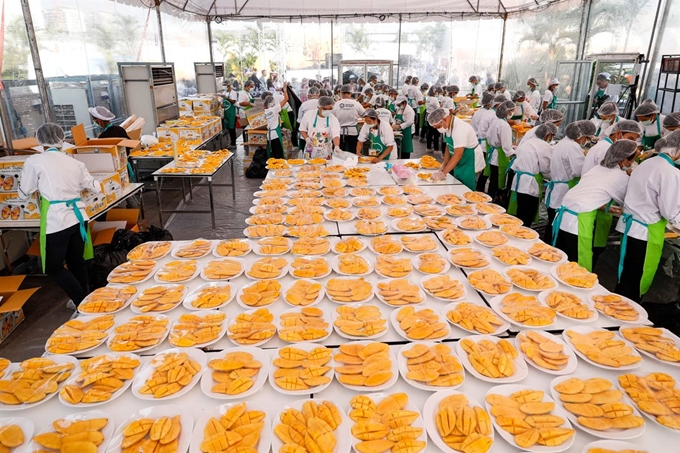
(486, 118, 515, 165)
(502, 90, 512, 101)
(512, 101, 537, 120)
(542, 90, 554, 108)
(582, 138, 612, 176)
(547, 137, 585, 209)
(469, 83, 483, 97)
(299, 111, 341, 140)
(396, 105, 415, 131)
(616, 155, 680, 241)
(298, 99, 318, 124)
(559, 165, 629, 235)
(264, 104, 282, 139)
(591, 115, 620, 139)
(333, 99, 365, 136)
(358, 120, 396, 160)
(511, 137, 552, 197)
(444, 118, 483, 172)
(638, 114, 667, 141)
(441, 97, 455, 112)
(272, 93, 292, 112)
(409, 87, 424, 108)
(401, 83, 410, 96)
(475, 108, 497, 140)
(18, 150, 101, 234)
(237, 90, 254, 114)
(471, 108, 487, 136)
(519, 127, 538, 146)
(362, 83, 374, 94)
(425, 96, 440, 116)
(528, 89, 541, 111)
(376, 108, 394, 124)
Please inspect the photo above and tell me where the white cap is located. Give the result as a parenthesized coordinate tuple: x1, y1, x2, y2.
(598, 72, 611, 80)
(395, 95, 407, 104)
(548, 78, 560, 87)
(88, 106, 115, 121)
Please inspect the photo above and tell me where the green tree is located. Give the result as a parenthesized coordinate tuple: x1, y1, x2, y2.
(415, 23, 448, 61)
(2, 17, 30, 80)
(92, 15, 142, 74)
(345, 25, 373, 57)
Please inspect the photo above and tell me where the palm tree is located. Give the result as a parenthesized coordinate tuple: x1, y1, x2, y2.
(345, 25, 373, 57)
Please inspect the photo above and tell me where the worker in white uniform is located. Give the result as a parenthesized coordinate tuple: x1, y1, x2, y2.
(262, 85, 290, 159)
(509, 91, 538, 124)
(362, 74, 378, 94)
(441, 86, 458, 114)
(371, 84, 390, 108)
(635, 99, 667, 150)
(542, 78, 560, 112)
(471, 92, 497, 192)
(544, 120, 597, 243)
(373, 97, 394, 124)
(616, 131, 680, 302)
(297, 86, 320, 149)
(591, 72, 618, 112)
(356, 108, 396, 163)
(18, 123, 102, 309)
(467, 75, 483, 107)
(507, 123, 556, 226)
(553, 140, 637, 272)
(392, 95, 415, 158)
(237, 80, 256, 117)
(527, 77, 542, 112)
(496, 82, 512, 101)
(582, 120, 641, 176)
(410, 79, 426, 139)
(591, 101, 621, 139)
(662, 112, 680, 136)
(402, 76, 412, 97)
(428, 107, 483, 190)
(424, 86, 442, 152)
(358, 87, 374, 109)
(299, 96, 341, 160)
(484, 100, 517, 199)
(519, 109, 564, 145)
(334, 84, 365, 152)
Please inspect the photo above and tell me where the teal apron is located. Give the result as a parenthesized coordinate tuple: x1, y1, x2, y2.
(443, 125, 477, 190)
(388, 102, 396, 114)
(510, 104, 524, 121)
(547, 92, 557, 110)
(507, 168, 544, 223)
(641, 115, 662, 150)
(483, 146, 511, 189)
(395, 112, 413, 156)
(39, 148, 94, 272)
(552, 204, 613, 272)
(365, 130, 391, 160)
(222, 96, 236, 129)
(266, 125, 284, 159)
(545, 177, 579, 211)
(617, 153, 674, 295)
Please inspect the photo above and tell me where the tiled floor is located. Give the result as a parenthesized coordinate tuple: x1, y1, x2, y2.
(2, 131, 679, 360)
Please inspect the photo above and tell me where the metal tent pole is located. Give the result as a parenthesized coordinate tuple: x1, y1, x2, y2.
(497, 13, 507, 81)
(207, 17, 214, 64)
(20, 0, 53, 123)
(155, 0, 167, 62)
(575, 0, 592, 60)
(641, 0, 668, 102)
(396, 15, 402, 85)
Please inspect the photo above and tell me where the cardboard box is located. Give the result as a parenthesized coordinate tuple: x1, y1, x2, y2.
(245, 107, 267, 130)
(70, 124, 139, 171)
(81, 189, 107, 218)
(178, 99, 193, 112)
(0, 276, 36, 345)
(0, 192, 40, 221)
(0, 156, 30, 192)
(106, 208, 140, 231)
(118, 167, 130, 191)
(91, 172, 123, 205)
(11, 137, 40, 152)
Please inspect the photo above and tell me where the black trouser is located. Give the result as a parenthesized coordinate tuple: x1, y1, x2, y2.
(616, 236, 648, 303)
(269, 137, 284, 159)
(555, 230, 605, 270)
(340, 135, 358, 153)
(44, 223, 89, 305)
(414, 112, 421, 137)
(288, 111, 298, 148)
(476, 173, 488, 192)
(487, 166, 499, 199)
(545, 207, 557, 244)
(226, 127, 236, 146)
(515, 192, 539, 227)
(426, 124, 440, 151)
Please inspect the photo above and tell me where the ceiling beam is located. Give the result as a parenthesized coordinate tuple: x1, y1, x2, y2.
(466, 0, 478, 13)
(237, 0, 251, 15)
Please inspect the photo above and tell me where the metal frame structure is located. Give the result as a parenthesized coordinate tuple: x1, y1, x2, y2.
(655, 55, 680, 114)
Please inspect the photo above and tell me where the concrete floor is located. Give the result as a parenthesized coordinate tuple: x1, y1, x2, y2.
(1, 130, 679, 361)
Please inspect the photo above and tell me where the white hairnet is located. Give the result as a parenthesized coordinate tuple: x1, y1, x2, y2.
(263, 95, 276, 109)
(395, 95, 407, 105)
(495, 101, 516, 119)
(597, 72, 611, 81)
(374, 97, 386, 108)
(427, 86, 437, 97)
(601, 139, 637, 168)
(318, 96, 334, 108)
(363, 108, 379, 119)
(88, 106, 115, 121)
(655, 130, 680, 154)
(36, 123, 65, 147)
(308, 87, 320, 96)
(340, 84, 352, 93)
(420, 83, 429, 91)
(535, 123, 558, 140)
(447, 85, 459, 93)
(494, 82, 505, 90)
(565, 120, 597, 140)
(527, 77, 538, 86)
(469, 76, 478, 83)
(548, 78, 560, 86)
(597, 102, 618, 117)
(512, 90, 526, 102)
(634, 99, 660, 117)
(663, 112, 680, 129)
(610, 120, 641, 135)
(427, 108, 449, 126)
(363, 87, 374, 96)
(540, 109, 564, 124)
(492, 94, 506, 106)
(481, 92, 495, 105)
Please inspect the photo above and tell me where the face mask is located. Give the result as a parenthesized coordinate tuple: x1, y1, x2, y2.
(621, 164, 631, 172)
(437, 127, 447, 134)
(321, 110, 332, 118)
(641, 119, 654, 126)
(507, 115, 513, 121)
(601, 117, 613, 124)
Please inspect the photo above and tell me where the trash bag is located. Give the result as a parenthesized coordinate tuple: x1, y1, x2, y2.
(138, 225, 173, 242)
(245, 147, 269, 179)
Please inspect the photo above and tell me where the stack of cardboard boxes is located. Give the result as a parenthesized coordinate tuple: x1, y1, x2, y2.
(178, 95, 221, 117)
(156, 115, 222, 142)
(244, 106, 293, 149)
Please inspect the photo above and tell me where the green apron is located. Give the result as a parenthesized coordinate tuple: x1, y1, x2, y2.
(552, 205, 613, 271)
(443, 129, 477, 190)
(419, 103, 427, 129)
(547, 92, 557, 110)
(365, 129, 391, 160)
(222, 97, 236, 129)
(38, 149, 93, 272)
(395, 112, 413, 156)
(641, 115, 662, 150)
(507, 169, 544, 223)
(483, 146, 511, 188)
(242, 93, 254, 112)
(388, 102, 396, 114)
(545, 177, 579, 211)
(280, 109, 293, 131)
(618, 153, 673, 295)
(266, 125, 284, 159)
(510, 104, 524, 121)
(471, 86, 478, 108)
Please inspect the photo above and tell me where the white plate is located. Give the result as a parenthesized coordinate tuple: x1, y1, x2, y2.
(235, 280, 282, 309)
(78, 285, 138, 316)
(288, 256, 332, 279)
(253, 190, 286, 198)
(189, 402, 272, 453)
(407, 194, 435, 205)
(456, 334, 529, 383)
(349, 188, 376, 197)
(330, 237, 367, 254)
(200, 346, 270, 400)
(475, 202, 506, 215)
(323, 209, 355, 223)
(619, 325, 680, 368)
(463, 192, 493, 203)
(0, 361, 78, 411)
(390, 308, 451, 342)
(537, 290, 599, 323)
(201, 257, 246, 282)
(374, 278, 427, 307)
(455, 215, 492, 230)
(268, 343, 334, 395)
(335, 344, 399, 392)
(322, 178, 347, 188)
(447, 247, 491, 270)
(290, 238, 332, 256)
(587, 292, 649, 324)
(45, 316, 114, 355)
(31, 409, 113, 453)
(59, 352, 141, 408)
(373, 255, 414, 279)
(488, 294, 556, 330)
(0, 416, 33, 453)
(581, 440, 650, 453)
(245, 259, 290, 280)
(500, 225, 541, 241)
(213, 239, 252, 258)
(154, 262, 200, 284)
(271, 398, 350, 453)
(249, 204, 286, 216)
(183, 282, 235, 310)
(441, 302, 510, 335)
(368, 238, 404, 255)
(131, 347, 206, 401)
(379, 186, 405, 196)
(391, 217, 427, 233)
(514, 330, 578, 376)
(169, 311, 228, 348)
(550, 264, 599, 290)
(490, 246, 534, 267)
(397, 342, 465, 391)
(106, 315, 170, 354)
(473, 231, 510, 248)
(385, 205, 415, 219)
(329, 304, 388, 340)
(251, 197, 289, 206)
(107, 261, 158, 285)
(353, 220, 388, 236)
(325, 277, 375, 304)
(106, 404, 193, 453)
(226, 309, 276, 347)
(485, 213, 524, 227)
(331, 254, 374, 276)
(446, 205, 479, 217)
(281, 279, 326, 307)
(127, 241, 172, 261)
(130, 284, 188, 315)
(485, 384, 575, 453)
(563, 326, 643, 370)
(170, 239, 214, 259)
(503, 265, 559, 292)
(423, 390, 495, 453)
(324, 198, 352, 209)
(400, 235, 439, 253)
(411, 253, 451, 275)
(420, 274, 468, 303)
(352, 197, 381, 208)
(550, 374, 646, 439)
(276, 307, 332, 344)
(252, 237, 292, 256)
(242, 225, 287, 238)
(528, 243, 568, 264)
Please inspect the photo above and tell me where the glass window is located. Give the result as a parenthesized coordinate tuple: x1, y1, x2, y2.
(280, 22, 332, 93)
(334, 22, 400, 85)
(451, 18, 504, 93)
(585, 0, 657, 55)
(645, 0, 680, 111)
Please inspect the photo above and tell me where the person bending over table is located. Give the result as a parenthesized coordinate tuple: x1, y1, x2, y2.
(355, 108, 396, 163)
